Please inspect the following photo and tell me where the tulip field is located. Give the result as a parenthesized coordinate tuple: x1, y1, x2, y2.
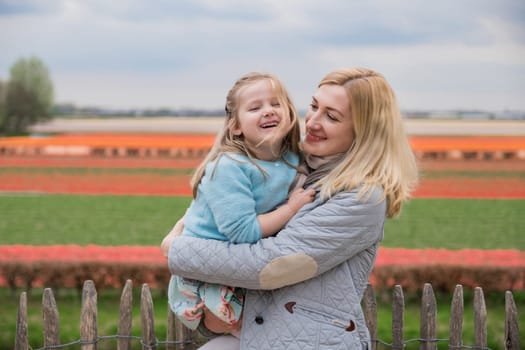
(1, 131, 524, 349)
(0, 150, 524, 199)
(0, 132, 524, 255)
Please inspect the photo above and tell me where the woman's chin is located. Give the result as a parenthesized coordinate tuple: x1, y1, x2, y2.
(302, 144, 323, 157)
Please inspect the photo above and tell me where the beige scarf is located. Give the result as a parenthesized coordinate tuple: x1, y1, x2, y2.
(291, 153, 345, 191)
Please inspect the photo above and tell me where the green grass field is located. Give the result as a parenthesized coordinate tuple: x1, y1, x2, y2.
(1, 193, 524, 349)
(0, 194, 191, 246)
(1, 193, 523, 249)
(383, 198, 524, 249)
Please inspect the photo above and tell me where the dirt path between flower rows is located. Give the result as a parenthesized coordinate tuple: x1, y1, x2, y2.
(27, 117, 525, 136)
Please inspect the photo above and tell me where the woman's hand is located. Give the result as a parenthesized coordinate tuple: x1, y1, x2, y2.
(161, 216, 185, 258)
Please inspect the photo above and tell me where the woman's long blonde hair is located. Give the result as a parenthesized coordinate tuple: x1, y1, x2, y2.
(190, 72, 301, 198)
(314, 68, 418, 218)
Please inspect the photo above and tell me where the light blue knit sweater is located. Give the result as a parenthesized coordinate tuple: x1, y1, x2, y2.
(182, 151, 299, 243)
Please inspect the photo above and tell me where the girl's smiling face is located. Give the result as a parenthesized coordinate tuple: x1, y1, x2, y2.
(232, 79, 290, 159)
(302, 84, 355, 157)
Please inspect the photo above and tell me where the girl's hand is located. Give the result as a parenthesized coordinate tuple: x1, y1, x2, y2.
(160, 217, 185, 257)
(287, 188, 316, 212)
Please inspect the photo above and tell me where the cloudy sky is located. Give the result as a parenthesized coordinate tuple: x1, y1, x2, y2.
(1, 0, 524, 112)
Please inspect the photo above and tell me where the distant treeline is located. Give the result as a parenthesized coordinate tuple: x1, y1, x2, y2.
(51, 103, 226, 118)
(52, 103, 525, 120)
(404, 110, 525, 120)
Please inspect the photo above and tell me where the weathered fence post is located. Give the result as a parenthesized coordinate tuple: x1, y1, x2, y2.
(174, 309, 198, 350)
(392, 285, 404, 349)
(420, 283, 437, 350)
(362, 283, 378, 350)
(118, 279, 133, 350)
(80, 280, 98, 350)
(167, 306, 198, 350)
(141, 283, 156, 350)
(14, 291, 28, 350)
(166, 305, 177, 350)
(473, 287, 487, 348)
(42, 288, 60, 348)
(10, 281, 522, 349)
(504, 290, 520, 350)
(449, 284, 464, 349)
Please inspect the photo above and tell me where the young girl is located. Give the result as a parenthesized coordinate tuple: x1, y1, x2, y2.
(166, 72, 316, 335)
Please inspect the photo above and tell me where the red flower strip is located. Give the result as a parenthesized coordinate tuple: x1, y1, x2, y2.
(375, 247, 525, 267)
(1, 245, 523, 267)
(0, 245, 165, 264)
(1, 173, 524, 198)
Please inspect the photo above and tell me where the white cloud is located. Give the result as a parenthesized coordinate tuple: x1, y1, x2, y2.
(1, 0, 524, 111)
(317, 41, 525, 110)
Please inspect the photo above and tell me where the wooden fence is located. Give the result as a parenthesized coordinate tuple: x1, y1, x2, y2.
(14, 280, 521, 350)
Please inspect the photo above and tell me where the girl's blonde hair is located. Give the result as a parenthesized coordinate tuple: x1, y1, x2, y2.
(190, 72, 301, 198)
(314, 68, 418, 218)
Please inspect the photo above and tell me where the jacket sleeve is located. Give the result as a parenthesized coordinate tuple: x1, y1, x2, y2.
(168, 186, 386, 290)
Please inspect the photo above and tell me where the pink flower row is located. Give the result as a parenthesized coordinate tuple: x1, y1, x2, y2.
(2, 245, 524, 267)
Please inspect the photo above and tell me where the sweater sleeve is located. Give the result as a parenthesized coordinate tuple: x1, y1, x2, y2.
(199, 157, 262, 243)
(168, 186, 386, 290)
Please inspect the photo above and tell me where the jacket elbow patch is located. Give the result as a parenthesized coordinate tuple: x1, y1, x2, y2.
(259, 253, 317, 289)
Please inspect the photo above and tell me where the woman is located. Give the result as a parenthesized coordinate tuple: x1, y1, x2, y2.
(165, 67, 418, 349)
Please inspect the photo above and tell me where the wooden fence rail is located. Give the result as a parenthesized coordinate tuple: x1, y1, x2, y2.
(14, 280, 520, 350)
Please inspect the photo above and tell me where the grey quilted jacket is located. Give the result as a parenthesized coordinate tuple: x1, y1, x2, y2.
(168, 185, 386, 349)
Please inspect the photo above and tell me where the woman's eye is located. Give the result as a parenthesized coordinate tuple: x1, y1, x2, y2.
(327, 113, 338, 121)
(309, 103, 318, 111)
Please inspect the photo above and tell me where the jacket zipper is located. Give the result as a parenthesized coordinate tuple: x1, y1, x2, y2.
(285, 302, 355, 331)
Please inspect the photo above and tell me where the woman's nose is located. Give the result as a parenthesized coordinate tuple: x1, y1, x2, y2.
(306, 112, 320, 129)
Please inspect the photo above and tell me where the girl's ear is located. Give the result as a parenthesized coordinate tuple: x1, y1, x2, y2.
(232, 127, 242, 136)
(229, 118, 242, 136)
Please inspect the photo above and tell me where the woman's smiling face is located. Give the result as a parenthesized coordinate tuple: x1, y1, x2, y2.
(302, 84, 355, 157)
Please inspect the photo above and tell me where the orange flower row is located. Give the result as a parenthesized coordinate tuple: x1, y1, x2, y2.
(1, 134, 524, 151)
(409, 136, 525, 151)
(0, 133, 216, 149)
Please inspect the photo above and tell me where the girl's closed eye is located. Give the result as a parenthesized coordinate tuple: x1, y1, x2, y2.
(309, 103, 318, 111)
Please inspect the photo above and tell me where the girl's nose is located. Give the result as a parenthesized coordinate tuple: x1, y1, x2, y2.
(263, 110, 273, 117)
(262, 105, 275, 117)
